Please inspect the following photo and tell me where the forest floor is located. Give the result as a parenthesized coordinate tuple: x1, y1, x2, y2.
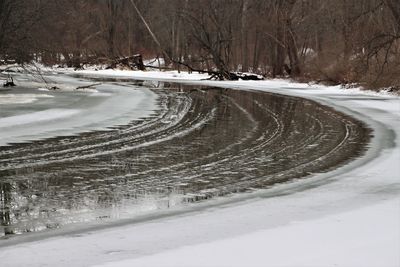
(0, 68, 399, 267)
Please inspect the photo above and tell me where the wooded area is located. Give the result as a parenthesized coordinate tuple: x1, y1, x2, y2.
(0, 0, 399, 89)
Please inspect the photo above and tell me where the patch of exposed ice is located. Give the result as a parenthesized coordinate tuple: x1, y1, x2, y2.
(0, 75, 159, 146)
(0, 109, 81, 127)
(0, 93, 54, 104)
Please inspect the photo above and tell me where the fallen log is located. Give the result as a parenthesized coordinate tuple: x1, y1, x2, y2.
(234, 72, 264, 80)
(76, 83, 102, 90)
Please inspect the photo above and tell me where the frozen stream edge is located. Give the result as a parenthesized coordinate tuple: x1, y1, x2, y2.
(0, 71, 399, 267)
(0, 74, 159, 146)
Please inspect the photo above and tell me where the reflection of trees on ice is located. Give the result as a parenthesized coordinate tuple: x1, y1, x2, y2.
(0, 182, 12, 236)
(0, 80, 370, 238)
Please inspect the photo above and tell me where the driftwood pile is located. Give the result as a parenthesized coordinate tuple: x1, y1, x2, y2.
(106, 54, 146, 71)
(206, 71, 264, 81)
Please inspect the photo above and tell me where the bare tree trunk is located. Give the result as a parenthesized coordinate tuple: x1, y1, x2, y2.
(0, 182, 13, 235)
(341, 0, 352, 59)
(241, 0, 249, 72)
(107, 0, 118, 58)
(252, 28, 260, 72)
(286, 20, 301, 76)
(385, 0, 400, 31)
(272, 6, 285, 77)
(129, 0, 172, 63)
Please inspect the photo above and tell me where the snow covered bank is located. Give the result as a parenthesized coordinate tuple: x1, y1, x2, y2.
(0, 70, 399, 267)
(66, 68, 210, 82)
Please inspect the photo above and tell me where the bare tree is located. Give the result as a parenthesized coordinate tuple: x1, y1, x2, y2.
(1, 0, 398, 89)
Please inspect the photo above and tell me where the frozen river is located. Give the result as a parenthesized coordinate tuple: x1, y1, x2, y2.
(0, 75, 371, 239)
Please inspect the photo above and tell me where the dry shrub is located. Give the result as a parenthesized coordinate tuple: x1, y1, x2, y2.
(301, 48, 400, 93)
(361, 63, 400, 92)
(303, 54, 360, 86)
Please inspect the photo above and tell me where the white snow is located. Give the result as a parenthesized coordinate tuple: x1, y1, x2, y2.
(69, 68, 210, 82)
(95, 200, 399, 267)
(0, 69, 399, 267)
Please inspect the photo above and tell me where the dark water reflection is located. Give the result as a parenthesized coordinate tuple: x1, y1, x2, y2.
(0, 81, 371, 238)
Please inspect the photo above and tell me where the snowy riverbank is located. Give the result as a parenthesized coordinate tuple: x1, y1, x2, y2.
(1, 69, 399, 267)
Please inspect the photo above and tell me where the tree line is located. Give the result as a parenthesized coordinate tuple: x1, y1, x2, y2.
(0, 0, 399, 89)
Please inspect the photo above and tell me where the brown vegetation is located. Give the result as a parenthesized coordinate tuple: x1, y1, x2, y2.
(0, 0, 399, 89)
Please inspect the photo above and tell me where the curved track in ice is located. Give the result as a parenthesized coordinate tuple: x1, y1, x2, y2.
(0, 84, 371, 237)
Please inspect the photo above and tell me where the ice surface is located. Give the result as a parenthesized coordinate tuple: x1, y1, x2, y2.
(94, 200, 399, 267)
(0, 75, 159, 146)
(0, 69, 399, 267)
(0, 108, 81, 127)
(0, 93, 53, 104)
(0, 87, 370, 235)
